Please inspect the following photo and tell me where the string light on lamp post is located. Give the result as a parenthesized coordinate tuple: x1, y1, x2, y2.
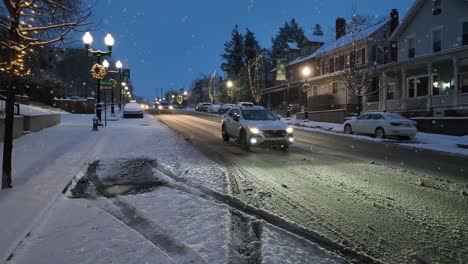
(82, 31, 115, 124)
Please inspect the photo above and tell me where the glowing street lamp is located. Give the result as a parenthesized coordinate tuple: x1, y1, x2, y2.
(115, 60, 124, 110)
(82, 31, 115, 123)
(301, 66, 312, 121)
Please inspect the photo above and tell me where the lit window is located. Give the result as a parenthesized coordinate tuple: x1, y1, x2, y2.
(433, 29, 442, 52)
(433, 0, 441, 15)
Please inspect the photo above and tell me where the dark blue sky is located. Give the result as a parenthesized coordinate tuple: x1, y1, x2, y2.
(91, 0, 413, 100)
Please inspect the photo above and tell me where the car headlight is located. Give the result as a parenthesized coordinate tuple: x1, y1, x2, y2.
(286, 127, 294, 133)
(169, 106, 173, 110)
(158, 106, 163, 110)
(249, 127, 260, 134)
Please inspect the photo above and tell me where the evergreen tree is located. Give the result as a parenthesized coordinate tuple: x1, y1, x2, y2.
(221, 25, 244, 78)
(313, 24, 324, 36)
(270, 19, 305, 61)
(244, 28, 261, 63)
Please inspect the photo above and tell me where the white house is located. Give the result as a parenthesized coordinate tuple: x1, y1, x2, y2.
(364, 0, 468, 117)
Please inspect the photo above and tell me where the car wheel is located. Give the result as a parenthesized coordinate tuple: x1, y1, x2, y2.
(344, 124, 353, 134)
(222, 126, 230, 142)
(239, 130, 250, 150)
(375, 127, 385, 139)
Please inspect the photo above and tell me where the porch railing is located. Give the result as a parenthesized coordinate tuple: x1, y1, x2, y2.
(432, 94, 453, 107)
(461, 93, 468, 105)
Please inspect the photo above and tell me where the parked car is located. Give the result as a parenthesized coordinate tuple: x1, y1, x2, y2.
(236, 102, 254, 107)
(195, 102, 211, 112)
(208, 104, 220, 114)
(344, 112, 417, 139)
(157, 101, 173, 114)
(123, 102, 144, 118)
(221, 106, 293, 151)
(218, 104, 235, 115)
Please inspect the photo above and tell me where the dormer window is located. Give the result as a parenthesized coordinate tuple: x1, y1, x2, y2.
(433, 0, 441, 15)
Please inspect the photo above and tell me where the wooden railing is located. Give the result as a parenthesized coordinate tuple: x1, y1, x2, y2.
(431, 94, 452, 107)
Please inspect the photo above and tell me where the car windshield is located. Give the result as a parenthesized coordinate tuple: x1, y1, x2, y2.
(241, 110, 277, 121)
(125, 103, 140, 109)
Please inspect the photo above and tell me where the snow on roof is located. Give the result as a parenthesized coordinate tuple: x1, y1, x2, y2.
(303, 33, 327, 43)
(286, 42, 299, 50)
(290, 19, 390, 66)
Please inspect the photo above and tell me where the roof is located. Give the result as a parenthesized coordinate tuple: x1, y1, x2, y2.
(286, 42, 300, 50)
(389, 0, 424, 41)
(302, 33, 327, 44)
(290, 18, 391, 66)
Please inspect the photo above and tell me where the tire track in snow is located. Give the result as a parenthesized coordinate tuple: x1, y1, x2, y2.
(82, 161, 208, 264)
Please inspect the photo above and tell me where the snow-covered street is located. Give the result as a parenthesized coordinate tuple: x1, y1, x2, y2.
(1, 113, 345, 264)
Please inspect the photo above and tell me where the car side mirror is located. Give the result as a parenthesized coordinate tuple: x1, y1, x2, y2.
(233, 115, 240, 122)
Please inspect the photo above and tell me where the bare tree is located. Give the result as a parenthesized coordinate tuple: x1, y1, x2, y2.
(207, 70, 217, 104)
(247, 54, 265, 104)
(1, 0, 91, 189)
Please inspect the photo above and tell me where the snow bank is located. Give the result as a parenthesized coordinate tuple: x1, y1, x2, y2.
(285, 117, 468, 157)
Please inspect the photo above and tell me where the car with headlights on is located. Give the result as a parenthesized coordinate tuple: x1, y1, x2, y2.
(344, 112, 417, 139)
(123, 102, 144, 118)
(157, 101, 173, 114)
(221, 106, 293, 151)
(195, 102, 211, 112)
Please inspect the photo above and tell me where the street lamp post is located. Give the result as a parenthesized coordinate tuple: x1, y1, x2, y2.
(102, 59, 122, 115)
(116, 61, 123, 110)
(301, 66, 312, 121)
(226, 80, 234, 103)
(82, 32, 114, 123)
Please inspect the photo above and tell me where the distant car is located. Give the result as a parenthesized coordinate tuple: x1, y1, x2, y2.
(344, 112, 417, 139)
(123, 102, 144, 118)
(157, 101, 173, 114)
(236, 102, 254, 107)
(196, 102, 211, 112)
(218, 104, 235, 115)
(221, 106, 293, 151)
(208, 104, 220, 114)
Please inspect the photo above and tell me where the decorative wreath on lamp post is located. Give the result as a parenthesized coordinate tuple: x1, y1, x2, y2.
(91, 63, 107, 80)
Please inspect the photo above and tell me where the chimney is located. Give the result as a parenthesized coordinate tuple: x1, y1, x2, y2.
(390, 9, 399, 33)
(336, 18, 346, 40)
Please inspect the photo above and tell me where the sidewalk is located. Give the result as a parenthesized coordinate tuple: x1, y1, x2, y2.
(1, 113, 344, 263)
(285, 117, 468, 157)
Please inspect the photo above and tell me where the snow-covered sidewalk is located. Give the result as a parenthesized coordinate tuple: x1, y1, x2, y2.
(285, 117, 468, 157)
(1, 113, 345, 263)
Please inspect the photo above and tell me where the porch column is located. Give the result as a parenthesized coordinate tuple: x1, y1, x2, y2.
(453, 57, 459, 107)
(427, 62, 433, 110)
(401, 67, 407, 110)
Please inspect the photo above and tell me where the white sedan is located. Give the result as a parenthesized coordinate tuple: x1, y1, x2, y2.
(344, 112, 417, 139)
(123, 103, 144, 118)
